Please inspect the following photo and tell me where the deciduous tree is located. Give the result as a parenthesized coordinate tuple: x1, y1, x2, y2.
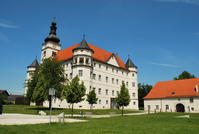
(64, 76, 86, 116)
(86, 90, 98, 109)
(116, 82, 130, 116)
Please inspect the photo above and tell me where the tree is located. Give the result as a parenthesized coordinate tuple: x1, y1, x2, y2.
(26, 68, 40, 104)
(26, 57, 66, 109)
(174, 71, 196, 80)
(64, 76, 86, 116)
(138, 83, 152, 109)
(86, 90, 98, 109)
(116, 82, 130, 116)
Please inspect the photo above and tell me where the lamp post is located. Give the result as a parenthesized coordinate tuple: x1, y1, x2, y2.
(49, 88, 55, 124)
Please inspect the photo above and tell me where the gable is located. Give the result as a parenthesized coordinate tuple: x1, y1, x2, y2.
(106, 55, 119, 67)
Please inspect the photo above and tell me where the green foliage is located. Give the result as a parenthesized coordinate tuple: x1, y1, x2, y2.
(0, 94, 5, 104)
(86, 90, 98, 109)
(174, 71, 196, 80)
(138, 83, 152, 109)
(26, 57, 66, 106)
(116, 82, 130, 116)
(64, 76, 86, 116)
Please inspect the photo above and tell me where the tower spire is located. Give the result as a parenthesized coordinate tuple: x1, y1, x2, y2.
(44, 21, 60, 43)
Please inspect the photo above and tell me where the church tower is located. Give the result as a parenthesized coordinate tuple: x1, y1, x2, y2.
(41, 21, 61, 61)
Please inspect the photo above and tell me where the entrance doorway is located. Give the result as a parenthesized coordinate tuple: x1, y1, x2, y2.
(176, 103, 185, 112)
(110, 98, 117, 109)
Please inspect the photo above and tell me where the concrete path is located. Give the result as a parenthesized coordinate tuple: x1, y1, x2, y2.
(65, 112, 148, 118)
(0, 114, 87, 125)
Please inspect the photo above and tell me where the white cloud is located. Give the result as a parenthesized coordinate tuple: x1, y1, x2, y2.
(149, 62, 180, 68)
(155, 0, 199, 5)
(0, 19, 19, 29)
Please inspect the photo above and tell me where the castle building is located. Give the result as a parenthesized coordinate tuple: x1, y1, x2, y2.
(26, 21, 138, 109)
(144, 78, 199, 113)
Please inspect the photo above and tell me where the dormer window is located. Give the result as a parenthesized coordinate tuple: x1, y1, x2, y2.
(81, 49, 84, 52)
(79, 58, 84, 64)
(171, 92, 176, 95)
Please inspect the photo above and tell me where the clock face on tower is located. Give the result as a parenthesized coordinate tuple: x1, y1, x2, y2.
(52, 44, 56, 48)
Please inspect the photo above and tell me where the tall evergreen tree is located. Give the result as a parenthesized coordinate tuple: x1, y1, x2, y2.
(174, 71, 196, 80)
(116, 82, 130, 116)
(86, 90, 98, 109)
(65, 76, 86, 116)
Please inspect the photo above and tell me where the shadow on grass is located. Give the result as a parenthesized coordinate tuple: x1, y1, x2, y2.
(27, 107, 65, 111)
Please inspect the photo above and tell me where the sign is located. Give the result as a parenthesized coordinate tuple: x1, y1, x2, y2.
(49, 88, 55, 96)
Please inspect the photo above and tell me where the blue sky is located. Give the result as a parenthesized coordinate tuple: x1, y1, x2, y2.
(0, 0, 199, 95)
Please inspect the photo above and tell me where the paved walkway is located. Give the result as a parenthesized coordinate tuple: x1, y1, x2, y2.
(0, 114, 87, 125)
(65, 112, 148, 118)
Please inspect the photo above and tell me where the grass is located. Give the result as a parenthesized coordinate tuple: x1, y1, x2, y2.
(2, 105, 141, 115)
(1, 112, 199, 134)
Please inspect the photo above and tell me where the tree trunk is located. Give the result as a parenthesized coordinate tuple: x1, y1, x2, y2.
(71, 103, 74, 117)
(49, 95, 52, 110)
(90, 104, 92, 110)
(122, 106, 124, 116)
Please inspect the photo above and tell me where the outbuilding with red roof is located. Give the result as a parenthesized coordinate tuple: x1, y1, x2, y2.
(144, 78, 199, 113)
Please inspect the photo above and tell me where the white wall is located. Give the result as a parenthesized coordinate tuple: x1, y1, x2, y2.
(144, 97, 199, 113)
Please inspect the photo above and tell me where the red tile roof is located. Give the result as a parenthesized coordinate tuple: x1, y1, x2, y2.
(56, 43, 127, 70)
(144, 78, 199, 99)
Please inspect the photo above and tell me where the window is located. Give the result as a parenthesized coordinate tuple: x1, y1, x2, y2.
(52, 51, 56, 56)
(122, 71, 124, 75)
(94, 62, 96, 67)
(148, 105, 151, 110)
(112, 90, 114, 96)
(190, 98, 194, 103)
(165, 105, 169, 110)
(74, 58, 77, 64)
(99, 100, 101, 104)
(98, 88, 101, 95)
(156, 105, 159, 110)
(126, 82, 128, 87)
(86, 58, 89, 64)
(106, 66, 108, 71)
(99, 64, 101, 68)
(79, 58, 84, 64)
(112, 68, 114, 73)
(78, 70, 83, 77)
(93, 87, 96, 92)
(90, 86, 92, 90)
(65, 74, 68, 79)
(98, 75, 101, 81)
(116, 70, 118, 73)
(117, 91, 119, 95)
(133, 102, 136, 105)
(92, 73, 96, 80)
(70, 73, 72, 79)
(112, 78, 114, 84)
(106, 100, 108, 104)
(126, 73, 128, 76)
(132, 93, 135, 97)
(116, 79, 119, 85)
(106, 89, 108, 95)
(191, 107, 194, 111)
(43, 51, 46, 57)
(106, 77, 108, 83)
(132, 73, 134, 77)
(132, 82, 135, 87)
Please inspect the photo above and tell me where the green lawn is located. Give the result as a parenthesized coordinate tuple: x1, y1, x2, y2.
(1, 113, 199, 134)
(3, 105, 141, 115)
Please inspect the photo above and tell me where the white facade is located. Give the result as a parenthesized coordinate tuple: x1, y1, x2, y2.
(144, 97, 199, 113)
(41, 45, 138, 109)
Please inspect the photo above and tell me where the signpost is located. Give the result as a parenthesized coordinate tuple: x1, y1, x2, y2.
(49, 88, 55, 124)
